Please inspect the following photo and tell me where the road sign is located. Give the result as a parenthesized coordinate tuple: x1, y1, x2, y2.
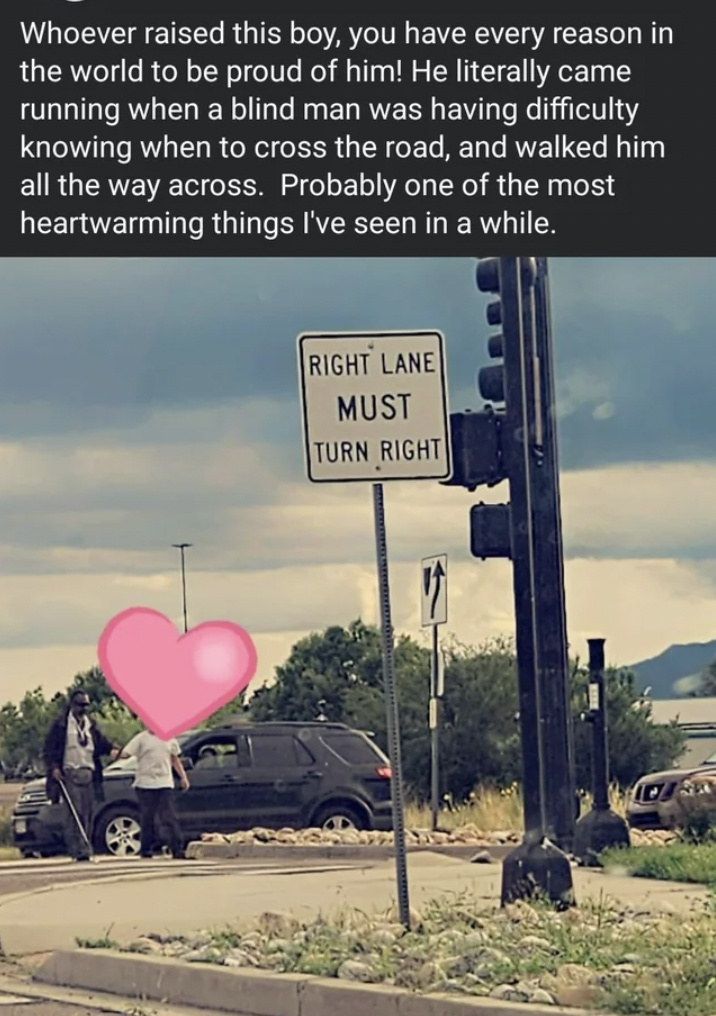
(297, 330, 452, 483)
(421, 554, 448, 626)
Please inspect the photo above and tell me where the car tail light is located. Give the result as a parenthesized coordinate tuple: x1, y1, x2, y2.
(376, 765, 392, 779)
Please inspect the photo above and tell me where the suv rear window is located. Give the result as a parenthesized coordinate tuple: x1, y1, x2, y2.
(249, 734, 314, 767)
(320, 732, 387, 765)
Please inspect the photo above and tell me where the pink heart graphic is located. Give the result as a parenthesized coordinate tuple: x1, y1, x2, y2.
(97, 608, 258, 739)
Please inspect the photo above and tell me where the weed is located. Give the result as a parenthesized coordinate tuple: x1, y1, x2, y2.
(76, 924, 117, 949)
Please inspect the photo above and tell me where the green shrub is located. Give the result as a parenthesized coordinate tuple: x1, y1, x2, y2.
(679, 810, 716, 845)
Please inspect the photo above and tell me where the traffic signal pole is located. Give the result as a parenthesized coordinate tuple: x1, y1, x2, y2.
(469, 257, 575, 909)
(494, 258, 546, 839)
(444, 258, 575, 905)
(529, 259, 577, 853)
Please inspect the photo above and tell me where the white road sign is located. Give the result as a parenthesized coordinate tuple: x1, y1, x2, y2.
(297, 330, 452, 483)
(421, 554, 448, 626)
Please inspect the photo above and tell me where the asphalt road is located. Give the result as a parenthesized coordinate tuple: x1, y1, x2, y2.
(0, 853, 373, 900)
(0, 864, 142, 899)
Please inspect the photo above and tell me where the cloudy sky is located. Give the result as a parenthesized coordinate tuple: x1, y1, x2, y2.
(0, 257, 715, 706)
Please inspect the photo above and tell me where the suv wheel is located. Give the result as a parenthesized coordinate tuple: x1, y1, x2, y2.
(95, 805, 142, 857)
(313, 803, 365, 832)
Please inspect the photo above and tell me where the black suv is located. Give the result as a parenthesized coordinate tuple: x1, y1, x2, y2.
(12, 721, 393, 858)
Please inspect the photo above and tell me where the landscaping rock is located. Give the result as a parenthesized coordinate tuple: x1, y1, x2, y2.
(195, 823, 529, 849)
(489, 983, 531, 1002)
(519, 935, 552, 950)
(529, 987, 556, 1005)
(469, 850, 493, 863)
(337, 959, 376, 982)
(628, 828, 677, 847)
(126, 937, 162, 954)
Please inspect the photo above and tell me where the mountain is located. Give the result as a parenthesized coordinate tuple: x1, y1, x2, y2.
(628, 640, 716, 699)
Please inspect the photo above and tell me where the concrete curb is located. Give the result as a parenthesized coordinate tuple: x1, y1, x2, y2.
(35, 950, 606, 1016)
(186, 842, 514, 862)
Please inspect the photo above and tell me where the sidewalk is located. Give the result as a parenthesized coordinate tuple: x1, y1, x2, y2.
(0, 852, 708, 955)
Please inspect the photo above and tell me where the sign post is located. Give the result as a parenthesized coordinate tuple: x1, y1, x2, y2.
(421, 553, 448, 831)
(373, 482, 411, 928)
(298, 329, 452, 931)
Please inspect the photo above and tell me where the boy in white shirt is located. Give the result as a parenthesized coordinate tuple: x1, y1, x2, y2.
(120, 728, 190, 859)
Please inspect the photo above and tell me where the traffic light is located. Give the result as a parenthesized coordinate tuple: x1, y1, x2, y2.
(476, 258, 506, 406)
(440, 408, 506, 491)
(470, 503, 512, 559)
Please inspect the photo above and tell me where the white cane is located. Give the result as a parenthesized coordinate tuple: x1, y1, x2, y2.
(58, 775, 98, 863)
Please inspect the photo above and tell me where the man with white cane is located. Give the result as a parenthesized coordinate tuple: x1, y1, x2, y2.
(44, 689, 120, 862)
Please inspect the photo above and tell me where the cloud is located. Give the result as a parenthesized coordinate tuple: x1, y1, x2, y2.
(2, 418, 716, 579)
(2, 258, 716, 469)
(1, 257, 716, 703)
(2, 554, 716, 705)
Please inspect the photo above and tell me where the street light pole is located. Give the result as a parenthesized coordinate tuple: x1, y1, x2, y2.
(172, 543, 192, 633)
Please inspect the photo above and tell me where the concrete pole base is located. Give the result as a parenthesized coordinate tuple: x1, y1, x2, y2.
(573, 807, 631, 867)
(500, 835, 576, 910)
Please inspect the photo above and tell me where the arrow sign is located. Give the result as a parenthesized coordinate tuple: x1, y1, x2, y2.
(430, 561, 445, 621)
(421, 554, 448, 627)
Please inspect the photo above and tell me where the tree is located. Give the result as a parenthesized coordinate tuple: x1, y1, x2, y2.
(50, 666, 117, 713)
(248, 622, 522, 801)
(250, 620, 385, 724)
(250, 620, 686, 801)
(438, 636, 521, 800)
(0, 630, 687, 798)
(0, 688, 52, 770)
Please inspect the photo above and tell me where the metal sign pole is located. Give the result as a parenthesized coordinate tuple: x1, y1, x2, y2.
(373, 482, 411, 930)
(430, 623, 440, 832)
(420, 554, 447, 835)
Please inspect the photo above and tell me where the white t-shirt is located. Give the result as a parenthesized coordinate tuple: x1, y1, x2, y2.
(123, 732, 180, 790)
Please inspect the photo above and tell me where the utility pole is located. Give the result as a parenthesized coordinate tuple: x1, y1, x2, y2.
(529, 258, 577, 853)
(172, 543, 192, 633)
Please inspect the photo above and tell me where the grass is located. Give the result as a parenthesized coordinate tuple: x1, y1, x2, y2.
(601, 841, 716, 886)
(404, 783, 628, 833)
